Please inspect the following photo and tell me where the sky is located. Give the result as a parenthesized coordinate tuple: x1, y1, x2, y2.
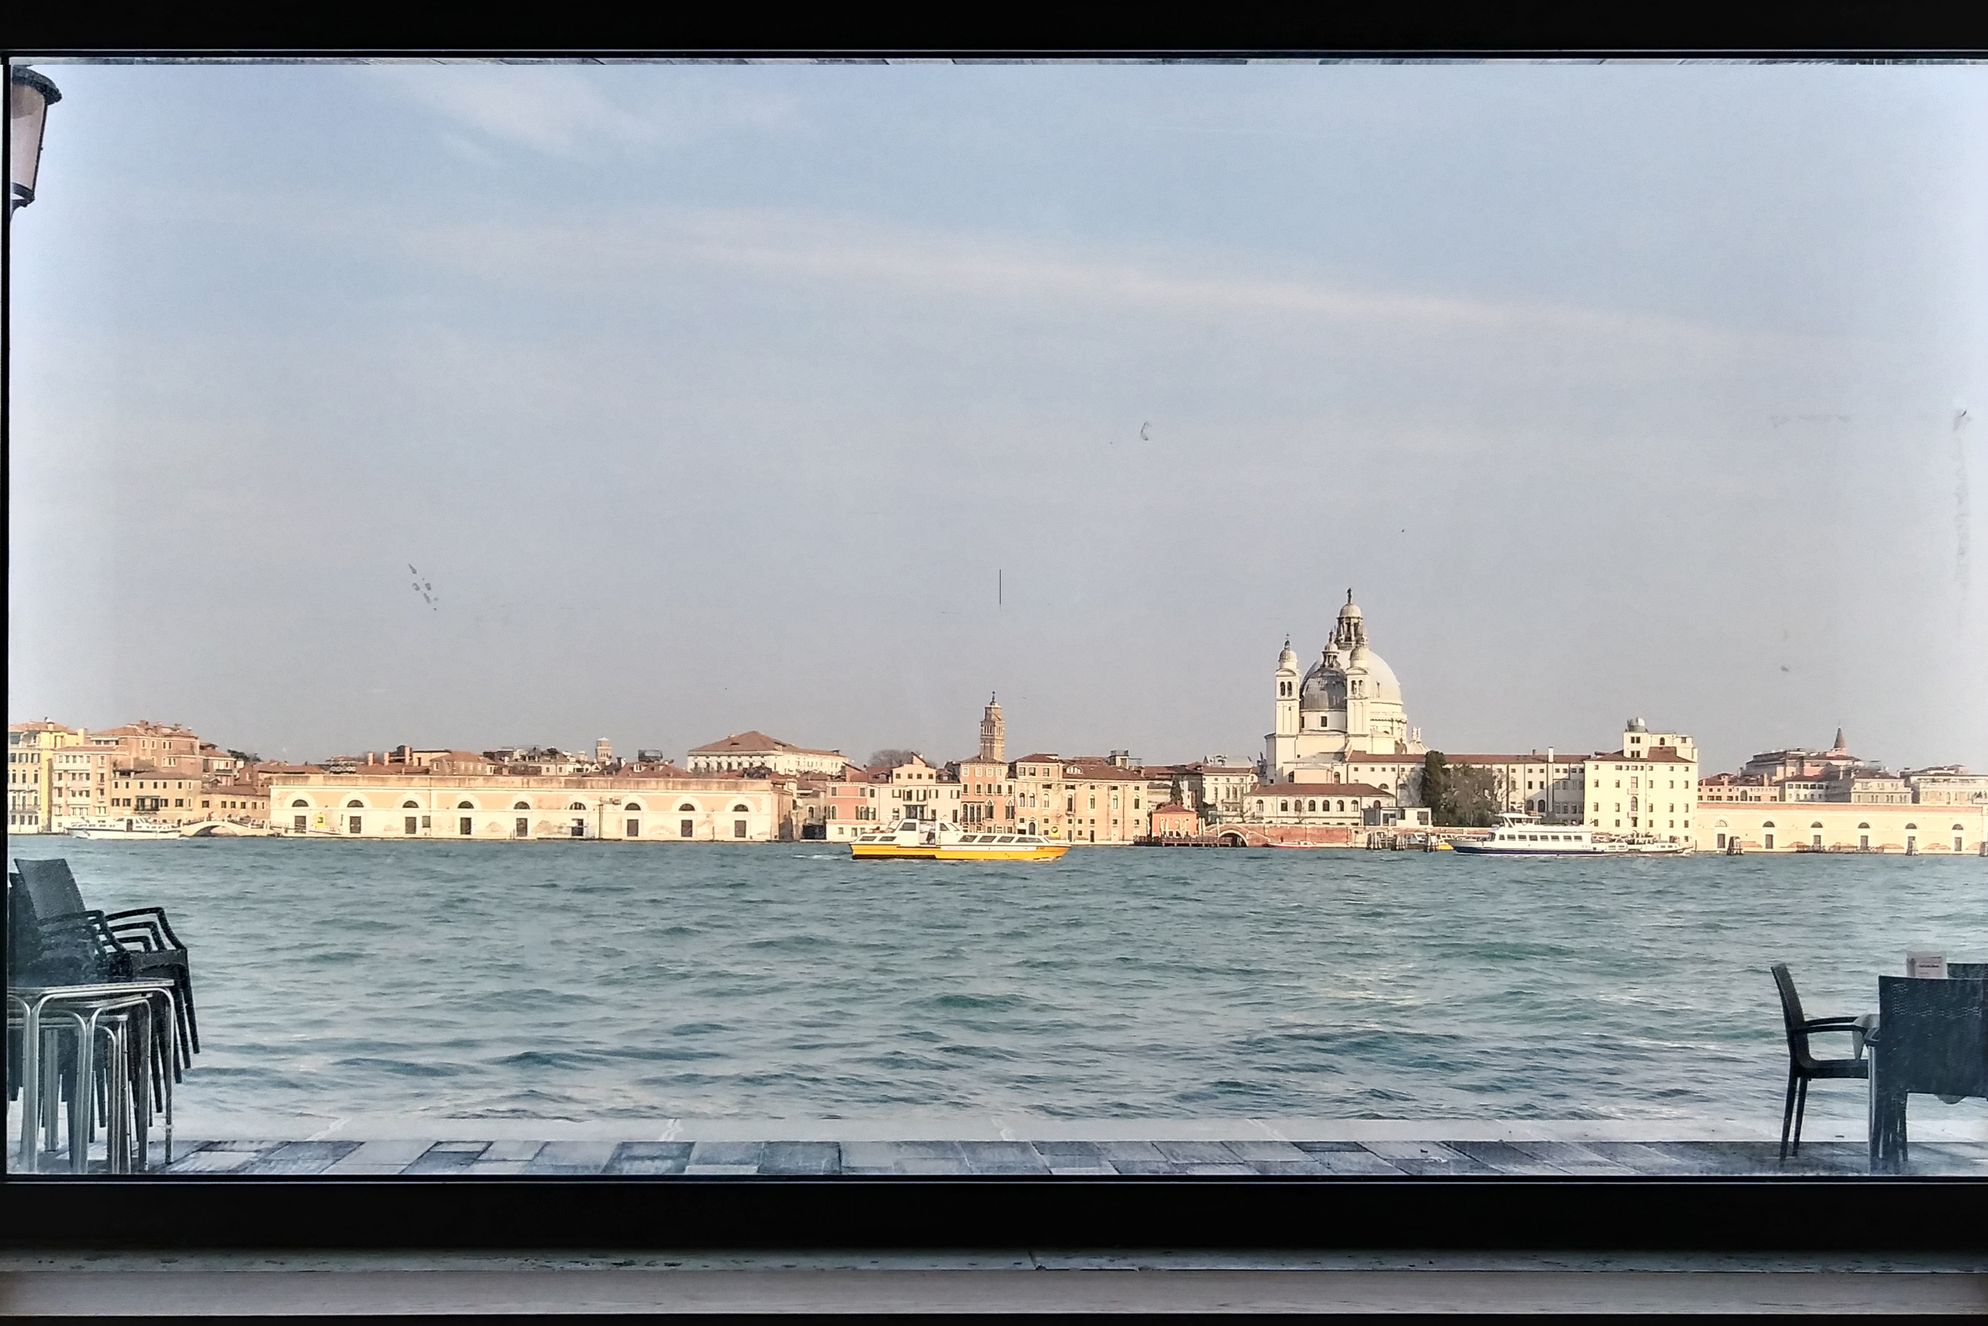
(7, 59, 1987, 773)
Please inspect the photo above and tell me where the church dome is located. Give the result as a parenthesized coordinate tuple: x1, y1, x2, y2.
(1298, 663, 1346, 711)
(1347, 646, 1403, 705)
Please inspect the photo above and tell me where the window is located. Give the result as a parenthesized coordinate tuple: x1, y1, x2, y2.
(406, 816, 419, 836)
(734, 819, 748, 839)
(459, 817, 473, 837)
(681, 819, 694, 838)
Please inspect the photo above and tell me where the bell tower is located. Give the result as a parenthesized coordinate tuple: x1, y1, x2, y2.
(979, 694, 1006, 763)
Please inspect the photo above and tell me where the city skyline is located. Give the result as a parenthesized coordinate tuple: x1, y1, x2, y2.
(8, 61, 1986, 773)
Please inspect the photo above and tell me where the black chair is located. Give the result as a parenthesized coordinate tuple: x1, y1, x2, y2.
(1769, 963, 1869, 1160)
(11, 858, 198, 1072)
(7, 875, 174, 1161)
(1868, 974, 1988, 1169)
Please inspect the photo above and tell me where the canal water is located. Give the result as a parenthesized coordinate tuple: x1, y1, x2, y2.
(10, 840, 1984, 1125)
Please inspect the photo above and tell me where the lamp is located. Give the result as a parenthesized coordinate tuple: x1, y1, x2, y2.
(10, 66, 62, 215)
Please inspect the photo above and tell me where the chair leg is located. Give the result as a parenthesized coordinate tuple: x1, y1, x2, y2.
(181, 975, 200, 1055)
(1789, 1065, 1805, 1160)
(1791, 1078, 1809, 1155)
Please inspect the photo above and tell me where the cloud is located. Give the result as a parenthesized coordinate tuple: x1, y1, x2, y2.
(387, 203, 1908, 373)
(365, 64, 804, 160)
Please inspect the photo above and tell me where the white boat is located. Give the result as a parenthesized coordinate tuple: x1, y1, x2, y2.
(851, 818, 1068, 861)
(1450, 813, 1691, 856)
(67, 817, 183, 840)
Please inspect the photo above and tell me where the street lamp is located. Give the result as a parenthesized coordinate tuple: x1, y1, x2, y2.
(10, 66, 62, 216)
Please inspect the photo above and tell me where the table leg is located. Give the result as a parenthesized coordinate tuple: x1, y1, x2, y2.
(16, 1004, 42, 1174)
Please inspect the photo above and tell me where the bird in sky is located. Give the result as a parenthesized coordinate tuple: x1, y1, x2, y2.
(1139, 421, 1151, 441)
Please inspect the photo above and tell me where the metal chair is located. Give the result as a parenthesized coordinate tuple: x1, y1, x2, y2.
(12, 858, 198, 1069)
(1769, 963, 1869, 1159)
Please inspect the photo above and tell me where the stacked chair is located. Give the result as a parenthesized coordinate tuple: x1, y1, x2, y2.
(7, 858, 200, 1172)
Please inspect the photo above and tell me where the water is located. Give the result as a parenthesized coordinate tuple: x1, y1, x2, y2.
(11, 840, 1985, 1125)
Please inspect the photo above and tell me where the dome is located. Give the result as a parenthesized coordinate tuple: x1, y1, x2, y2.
(1298, 663, 1346, 711)
(1348, 646, 1403, 705)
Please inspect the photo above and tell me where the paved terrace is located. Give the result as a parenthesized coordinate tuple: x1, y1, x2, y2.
(28, 1116, 1985, 1176)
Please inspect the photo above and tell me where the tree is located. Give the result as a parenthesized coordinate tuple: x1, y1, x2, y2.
(1420, 751, 1501, 828)
(1420, 751, 1452, 821)
(1447, 765, 1502, 828)
(868, 749, 921, 769)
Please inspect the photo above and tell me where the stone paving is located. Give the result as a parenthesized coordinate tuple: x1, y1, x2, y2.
(48, 1136, 1980, 1177)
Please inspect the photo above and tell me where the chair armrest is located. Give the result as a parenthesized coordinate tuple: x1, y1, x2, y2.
(104, 906, 185, 948)
(105, 918, 171, 952)
(1802, 1017, 1863, 1029)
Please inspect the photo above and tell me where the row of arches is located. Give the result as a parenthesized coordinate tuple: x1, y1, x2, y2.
(295, 798, 755, 814)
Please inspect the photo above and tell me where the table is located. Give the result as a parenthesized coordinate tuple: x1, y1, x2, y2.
(1861, 976, 1988, 1173)
(7, 981, 177, 1174)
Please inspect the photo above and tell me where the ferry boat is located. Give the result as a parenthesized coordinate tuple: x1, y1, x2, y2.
(68, 816, 183, 840)
(1450, 813, 1691, 856)
(850, 818, 1068, 862)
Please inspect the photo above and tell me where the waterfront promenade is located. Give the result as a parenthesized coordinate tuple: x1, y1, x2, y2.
(45, 1116, 1988, 1177)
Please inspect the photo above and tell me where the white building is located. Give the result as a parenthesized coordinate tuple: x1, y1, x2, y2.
(686, 730, 853, 778)
(1264, 591, 1426, 783)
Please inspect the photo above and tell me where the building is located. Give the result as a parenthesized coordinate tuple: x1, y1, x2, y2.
(1246, 782, 1393, 826)
(195, 782, 269, 826)
(8, 721, 82, 833)
(1340, 751, 1589, 821)
(1582, 720, 1700, 842)
(1696, 803, 1985, 855)
(107, 767, 206, 826)
(1699, 773, 1776, 803)
(48, 746, 113, 830)
(1740, 728, 1878, 784)
(1264, 590, 1426, 783)
(950, 696, 1017, 831)
(1054, 757, 1153, 844)
(1147, 803, 1199, 839)
(267, 770, 781, 841)
(1903, 768, 1988, 807)
(92, 721, 205, 774)
(1179, 763, 1259, 823)
(686, 731, 852, 778)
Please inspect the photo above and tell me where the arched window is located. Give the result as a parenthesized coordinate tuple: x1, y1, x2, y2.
(457, 800, 475, 809)
(732, 803, 750, 813)
(346, 799, 365, 809)
(1336, 800, 1346, 812)
(1810, 821, 1824, 829)
(514, 801, 531, 811)
(1954, 824, 1967, 832)
(679, 802, 696, 812)
(569, 802, 587, 810)
(1307, 800, 1317, 811)
(402, 800, 420, 809)
(624, 801, 642, 812)
(1858, 822, 1871, 830)
(1761, 821, 1775, 829)
(1905, 823, 1918, 831)
(291, 798, 309, 808)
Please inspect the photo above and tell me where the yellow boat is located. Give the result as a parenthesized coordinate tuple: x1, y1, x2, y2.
(850, 818, 1068, 862)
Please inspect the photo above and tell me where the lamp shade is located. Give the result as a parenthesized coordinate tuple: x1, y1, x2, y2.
(10, 66, 63, 209)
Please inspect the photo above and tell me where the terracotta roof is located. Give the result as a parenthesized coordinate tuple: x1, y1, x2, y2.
(1189, 764, 1257, 776)
(1060, 763, 1146, 781)
(201, 782, 266, 797)
(1592, 749, 1692, 763)
(1252, 783, 1388, 798)
(1013, 753, 1064, 765)
(688, 731, 843, 758)
(1152, 802, 1195, 815)
(9, 721, 78, 733)
(952, 754, 1007, 767)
